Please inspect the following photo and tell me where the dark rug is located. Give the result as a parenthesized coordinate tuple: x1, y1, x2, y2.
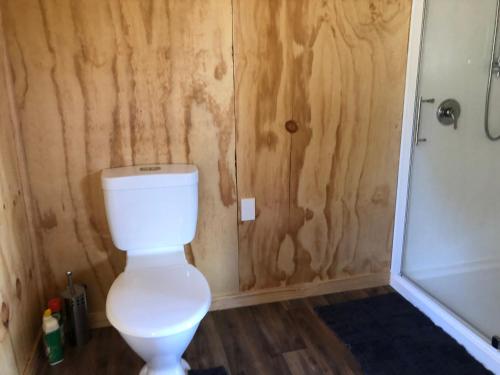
(315, 293, 492, 375)
(188, 367, 227, 375)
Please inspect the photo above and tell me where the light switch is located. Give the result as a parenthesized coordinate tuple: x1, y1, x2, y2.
(241, 198, 255, 221)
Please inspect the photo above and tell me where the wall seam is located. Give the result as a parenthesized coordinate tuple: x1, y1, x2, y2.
(230, 0, 242, 292)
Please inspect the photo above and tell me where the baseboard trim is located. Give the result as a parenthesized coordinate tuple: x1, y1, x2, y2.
(210, 272, 389, 311)
(88, 272, 389, 328)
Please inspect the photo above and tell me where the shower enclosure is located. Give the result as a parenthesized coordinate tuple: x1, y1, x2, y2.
(391, 0, 500, 372)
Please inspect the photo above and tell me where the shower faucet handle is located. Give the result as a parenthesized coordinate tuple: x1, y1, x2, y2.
(437, 99, 461, 130)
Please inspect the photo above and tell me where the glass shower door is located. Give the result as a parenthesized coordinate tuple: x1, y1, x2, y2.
(402, 0, 500, 343)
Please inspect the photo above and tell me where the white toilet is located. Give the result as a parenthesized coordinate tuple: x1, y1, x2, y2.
(101, 164, 211, 375)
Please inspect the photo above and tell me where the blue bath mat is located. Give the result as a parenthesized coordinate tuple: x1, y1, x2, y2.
(189, 367, 227, 375)
(315, 293, 492, 375)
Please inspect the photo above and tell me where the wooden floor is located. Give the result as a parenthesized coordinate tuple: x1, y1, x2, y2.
(37, 286, 393, 375)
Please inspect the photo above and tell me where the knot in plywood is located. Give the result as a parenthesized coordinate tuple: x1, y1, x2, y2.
(1, 302, 9, 329)
(285, 120, 299, 134)
(15, 278, 22, 300)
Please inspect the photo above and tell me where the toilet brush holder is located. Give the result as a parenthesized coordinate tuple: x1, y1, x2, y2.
(61, 271, 90, 346)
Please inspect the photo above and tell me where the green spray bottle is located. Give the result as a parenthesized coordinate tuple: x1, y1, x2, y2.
(42, 308, 64, 365)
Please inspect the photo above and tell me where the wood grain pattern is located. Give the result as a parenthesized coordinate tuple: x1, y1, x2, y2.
(0, 0, 411, 331)
(234, 0, 411, 290)
(1, 0, 238, 314)
(0, 13, 44, 375)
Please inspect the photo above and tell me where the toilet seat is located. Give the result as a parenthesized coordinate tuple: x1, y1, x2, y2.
(106, 264, 211, 338)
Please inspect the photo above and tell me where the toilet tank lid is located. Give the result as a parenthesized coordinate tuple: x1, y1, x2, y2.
(101, 164, 198, 190)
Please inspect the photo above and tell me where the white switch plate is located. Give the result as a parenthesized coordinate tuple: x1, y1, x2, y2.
(241, 198, 255, 221)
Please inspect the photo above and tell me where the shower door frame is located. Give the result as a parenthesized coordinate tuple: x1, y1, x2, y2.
(390, 0, 500, 372)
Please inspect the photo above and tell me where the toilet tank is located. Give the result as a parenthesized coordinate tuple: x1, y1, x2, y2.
(101, 164, 198, 252)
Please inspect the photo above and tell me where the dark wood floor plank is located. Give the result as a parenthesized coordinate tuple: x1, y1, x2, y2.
(250, 303, 306, 356)
(291, 307, 363, 375)
(280, 298, 311, 311)
(283, 349, 333, 375)
(305, 295, 332, 308)
(368, 285, 394, 296)
(343, 289, 370, 301)
(212, 307, 292, 375)
(323, 291, 349, 306)
(281, 295, 331, 312)
(184, 314, 231, 371)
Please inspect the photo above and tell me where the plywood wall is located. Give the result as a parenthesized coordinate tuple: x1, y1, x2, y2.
(234, 0, 411, 290)
(0, 0, 411, 322)
(0, 0, 238, 316)
(0, 13, 43, 374)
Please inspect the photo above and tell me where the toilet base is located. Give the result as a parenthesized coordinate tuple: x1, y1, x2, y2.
(139, 359, 190, 375)
(117, 320, 200, 375)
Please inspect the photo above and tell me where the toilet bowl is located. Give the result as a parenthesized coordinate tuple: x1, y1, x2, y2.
(101, 164, 210, 375)
(107, 263, 210, 375)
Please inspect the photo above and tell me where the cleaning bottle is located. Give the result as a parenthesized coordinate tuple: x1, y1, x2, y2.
(42, 308, 64, 365)
(48, 298, 64, 345)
